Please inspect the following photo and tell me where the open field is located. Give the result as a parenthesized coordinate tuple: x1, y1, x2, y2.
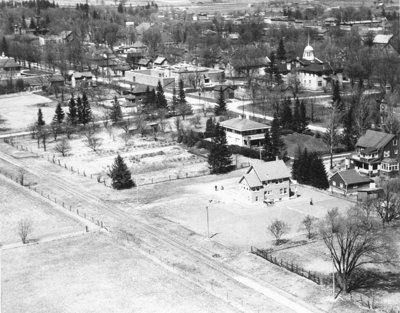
(144, 177, 353, 249)
(11, 128, 211, 185)
(0, 175, 85, 245)
(1, 232, 241, 313)
(0, 93, 106, 133)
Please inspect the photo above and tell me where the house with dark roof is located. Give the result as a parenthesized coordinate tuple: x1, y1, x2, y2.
(0, 55, 21, 78)
(239, 160, 291, 202)
(220, 117, 270, 147)
(213, 85, 235, 100)
(345, 130, 399, 177)
(329, 169, 372, 196)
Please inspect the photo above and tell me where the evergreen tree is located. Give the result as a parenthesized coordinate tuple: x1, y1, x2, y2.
(280, 97, 293, 129)
(276, 38, 286, 61)
(332, 81, 344, 112)
(81, 93, 92, 124)
(214, 87, 227, 116)
(267, 51, 277, 82)
(29, 17, 36, 29)
(205, 117, 215, 138)
(299, 100, 308, 133)
(271, 113, 283, 158)
(207, 123, 232, 174)
(262, 129, 274, 161)
(291, 145, 302, 181)
(1, 37, 8, 55)
(110, 95, 122, 124)
(117, 1, 124, 13)
(171, 87, 178, 113)
(21, 14, 27, 29)
(68, 95, 77, 125)
(309, 153, 329, 189)
(155, 81, 168, 109)
(53, 102, 65, 124)
(108, 155, 135, 190)
(37, 108, 45, 128)
(292, 97, 300, 132)
(178, 79, 192, 119)
(76, 96, 83, 123)
(342, 105, 357, 151)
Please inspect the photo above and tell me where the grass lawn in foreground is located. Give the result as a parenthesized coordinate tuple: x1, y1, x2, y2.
(0, 176, 85, 245)
(1, 232, 239, 313)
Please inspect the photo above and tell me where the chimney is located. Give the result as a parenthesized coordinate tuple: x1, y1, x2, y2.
(275, 156, 279, 161)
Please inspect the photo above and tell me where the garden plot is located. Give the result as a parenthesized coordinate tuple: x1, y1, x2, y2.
(0, 175, 85, 245)
(13, 128, 209, 186)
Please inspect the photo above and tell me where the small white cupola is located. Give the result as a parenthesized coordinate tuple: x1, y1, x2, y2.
(302, 34, 315, 61)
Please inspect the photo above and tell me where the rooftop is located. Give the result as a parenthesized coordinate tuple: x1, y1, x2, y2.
(249, 159, 291, 182)
(356, 130, 395, 150)
(373, 34, 393, 45)
(220, 118, 269, 132)
(335, 169, 372, 186)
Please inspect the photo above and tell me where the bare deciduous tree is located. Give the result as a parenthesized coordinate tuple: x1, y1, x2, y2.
(320, 207, 394, 293)
(302, 215, 317, 239)
(84, 129, 102, 152)
(373, 179, 400, 226)
(18, 219, 33, 244)
(268, 219, 290, 245)
(54, 138, 71, 157)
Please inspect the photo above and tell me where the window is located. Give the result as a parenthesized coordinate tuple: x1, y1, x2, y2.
(280, 188, 284, 194)
(284, 188, 287, 194)
(393, 139, 398, 146)
(318, 81, 322, 86)
(384, 150, 390, 158)
(332, 181, 336, 186)
(267, 190, 272, 195)
(395, 150, 398, 155)
(255, 196, 258, 201)
(340, 183, 344, 188)
(309, 80, 311, 85)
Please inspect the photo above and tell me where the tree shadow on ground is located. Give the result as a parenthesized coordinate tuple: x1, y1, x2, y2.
(350, 268, 400, 293)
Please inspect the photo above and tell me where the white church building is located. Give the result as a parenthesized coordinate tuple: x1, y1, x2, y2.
(288, 42, 343, 91)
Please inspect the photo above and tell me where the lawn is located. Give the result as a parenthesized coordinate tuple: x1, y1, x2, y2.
(0, 93, 106, 133)
(0, 176, 85, 245)
(283, 133, 328, 157)
(1, 232, 240, 313)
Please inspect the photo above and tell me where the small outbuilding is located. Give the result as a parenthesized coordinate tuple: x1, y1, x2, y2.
(329, 169, 372, 196)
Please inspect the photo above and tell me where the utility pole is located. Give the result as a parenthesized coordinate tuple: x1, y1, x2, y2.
(205, 205, 210, 238)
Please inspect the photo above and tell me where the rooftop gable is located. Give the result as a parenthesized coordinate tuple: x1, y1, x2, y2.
(356, 130, 395, 150)
(247, 160, 291, 182)
(220, 118, 269, 132)
(335, 169, 372, 186)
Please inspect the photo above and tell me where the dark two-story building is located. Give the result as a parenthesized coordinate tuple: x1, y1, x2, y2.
(345, 130, 399, 177)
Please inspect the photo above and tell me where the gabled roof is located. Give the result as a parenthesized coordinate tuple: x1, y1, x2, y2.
(332, 169, 372, 186)
(138, 58, 151, 66)
(298, 63, 333, 74)
(154, 56, 167, 65)
(0, 58, 20, 69)
(239, 171, 263, 188)
(356, 130, 395, 149)
(220, 118, 269, 132)
(248, 160, 291, 182)
(373, 34, 393, 45)
(213, 84, 235, 91)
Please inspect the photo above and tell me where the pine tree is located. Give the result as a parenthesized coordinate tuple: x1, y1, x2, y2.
(276, 38, 286, 61)
(267, 51, 277, 81)
(280, 97, 293, 129)
(178, 79, 192, 120)
(117, 1, 124, 13)
(37, 108, 45, 128)
(108, 155, 135, 190)
(309, 153, 329, 189)
(297, 148, 311, 183)
(76, 96, 83, 123)
(299, 100, 308, 133)
(342, 105, 356, 151)
(21, 14, 27, 29)
(262, 128, 274, 161)
(214, 87, 227, 116)
(81, 93, 92, 124)
(205, 117, 215, 138)
(292, 97, 300, 132)
(291, 145, 302, 181)
(155, 81, 168, 109)
(1, 37, 8, 55)
(110, 95, 122, 124)
(29, 17, 36, 29)
(53, 102, 65, 124)
(271, 113, 282, 158)
(332, 81, 344, 112)
(171, 87, 178, 113)
(207, 123, 232, 174)
(68, 95, 77, 125)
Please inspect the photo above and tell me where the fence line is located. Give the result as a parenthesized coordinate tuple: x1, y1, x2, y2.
(0, 168, 109, 232)
(250, 246, 328, 285)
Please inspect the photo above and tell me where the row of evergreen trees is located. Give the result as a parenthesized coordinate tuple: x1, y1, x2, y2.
(278, 97, 308, 133)
(292, 147, 329, 189)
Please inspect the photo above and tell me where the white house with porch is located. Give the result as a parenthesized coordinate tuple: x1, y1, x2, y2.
(220, 117, 270, 147)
